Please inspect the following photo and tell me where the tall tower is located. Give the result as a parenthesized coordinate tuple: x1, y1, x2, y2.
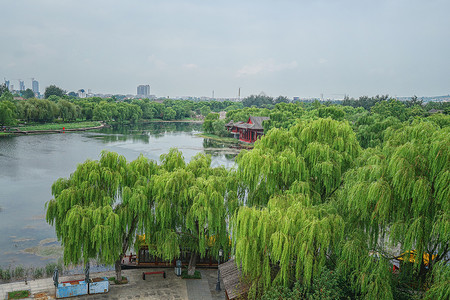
(137, 85, 150, 97)
(4, 79, 10, 90)
(32, 79, 39, 95)
(19, 80, 25, 91)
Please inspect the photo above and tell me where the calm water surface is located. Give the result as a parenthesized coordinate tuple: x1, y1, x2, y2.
(0, 122, 237, 268)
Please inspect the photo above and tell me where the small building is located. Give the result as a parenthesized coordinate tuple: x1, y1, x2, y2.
(225, 116, 270, 143)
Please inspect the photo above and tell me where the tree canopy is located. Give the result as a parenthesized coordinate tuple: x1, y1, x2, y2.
(232, 117, 449, 299)
(145, 149, 231, 275)
(44, 85, 66, 99)
(232, 118, 361, 297)
(46, 151, 158, 280)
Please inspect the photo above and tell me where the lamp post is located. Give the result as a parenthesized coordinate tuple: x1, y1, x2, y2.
(216, 249, 223, 291)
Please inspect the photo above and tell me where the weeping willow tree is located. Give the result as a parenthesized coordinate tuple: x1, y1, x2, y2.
(233, 118, 361, 297)
(236, 118, 360, 206)
(46, 151, 158, 281)
(145, 149, 231, 275)
(337, 120, 449, 299)
(234, 194, 344, 298)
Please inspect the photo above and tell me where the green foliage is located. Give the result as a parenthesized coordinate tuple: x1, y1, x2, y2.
(423, 261, 450, 300)
(354, 113, 402, 148)
(371, 99, 407, 121)
(16, 98, 59, 123)
(318, 105, 346, 121)
(0, 100, 17, 126)
(261, 267, 353, 300)
(233, 118, 360, 296)
(337, 120, 449, 298)
(203, 113, 228, 137)
(202, 113, 218, 134)
(342, 94, 389, 110)
(200, 105, 211, 117)
(1, 268, 11, 281)
(162, 107, 176, 120)
(33, 267, 44, 279)
(21, 88, 35, 99)
(0, 89, 14, 102)
(108, 276, 128, 284)
(237, 118, 360, 206)
(46, 151, 158, 280)
(45, 262, 62, 277)
(0, 83, 8, 97)
(181, 270, 202, 279)
(44, 84, 66, 98)
(242, 94, 274, 108)
(58, 99, 78, 121)
(426, 113, 450, 128)
(211, 119, 228, 137)
(7, 290, 30, 299)
(146, 150, 231, 274)
(13, 266, 25, 278)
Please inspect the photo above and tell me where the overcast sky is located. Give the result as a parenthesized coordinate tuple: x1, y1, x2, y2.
(1, 0, 449, 98)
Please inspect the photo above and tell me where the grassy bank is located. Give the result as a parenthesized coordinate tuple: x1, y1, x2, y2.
(14, 121, 102, 131)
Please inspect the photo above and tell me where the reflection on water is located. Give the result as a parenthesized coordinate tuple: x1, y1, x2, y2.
(88, 122, 203, 144)
(0, 122, 236, 268)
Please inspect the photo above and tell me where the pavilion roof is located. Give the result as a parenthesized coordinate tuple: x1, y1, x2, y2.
(218, 258, 249, 299)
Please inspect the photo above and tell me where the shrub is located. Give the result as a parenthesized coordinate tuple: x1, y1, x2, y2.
(108, 276, 128, 284)
(181, 270, 202, 279)
(45, 262, 62, 277)
(13, 266, 25, 279)
(2, 268, 12, 281)
(33, 268, 44, 279)
(262, 267, 355, 300)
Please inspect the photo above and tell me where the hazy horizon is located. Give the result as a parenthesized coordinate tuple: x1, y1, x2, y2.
(1, 0, 449, 99)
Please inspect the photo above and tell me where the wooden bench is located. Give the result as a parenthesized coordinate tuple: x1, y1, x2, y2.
(142, 271, 166, 280)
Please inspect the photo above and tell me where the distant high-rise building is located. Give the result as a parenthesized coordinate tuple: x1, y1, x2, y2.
(32, 79, 39, 95)
(78, 89, 87, 98)
(19, 80, 25, 91)
(4, 80, 10, 90)
(137, 85, 150, 97)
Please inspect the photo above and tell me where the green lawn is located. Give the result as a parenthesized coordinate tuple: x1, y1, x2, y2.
(15, 121, 102, 131)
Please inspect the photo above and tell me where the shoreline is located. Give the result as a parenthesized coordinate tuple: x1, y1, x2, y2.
(196, 133, 254, 149)
(143, 119, 204, 124)
(4, 122, 107, 136)
(1, 120, 204, 137)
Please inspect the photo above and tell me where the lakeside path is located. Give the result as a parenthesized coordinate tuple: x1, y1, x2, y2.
(0, 268, 225, 300)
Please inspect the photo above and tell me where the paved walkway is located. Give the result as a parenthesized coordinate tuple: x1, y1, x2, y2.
(0, 268, 225, 300)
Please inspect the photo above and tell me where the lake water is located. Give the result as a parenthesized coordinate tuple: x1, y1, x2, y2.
(0, 122, 237, 268)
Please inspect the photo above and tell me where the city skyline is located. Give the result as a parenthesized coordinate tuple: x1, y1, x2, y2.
(1, 1, 449, 99)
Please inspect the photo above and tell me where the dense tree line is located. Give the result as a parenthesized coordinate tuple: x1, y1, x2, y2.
(0, 91, 242, 126)
(224, 96, 448, 149)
